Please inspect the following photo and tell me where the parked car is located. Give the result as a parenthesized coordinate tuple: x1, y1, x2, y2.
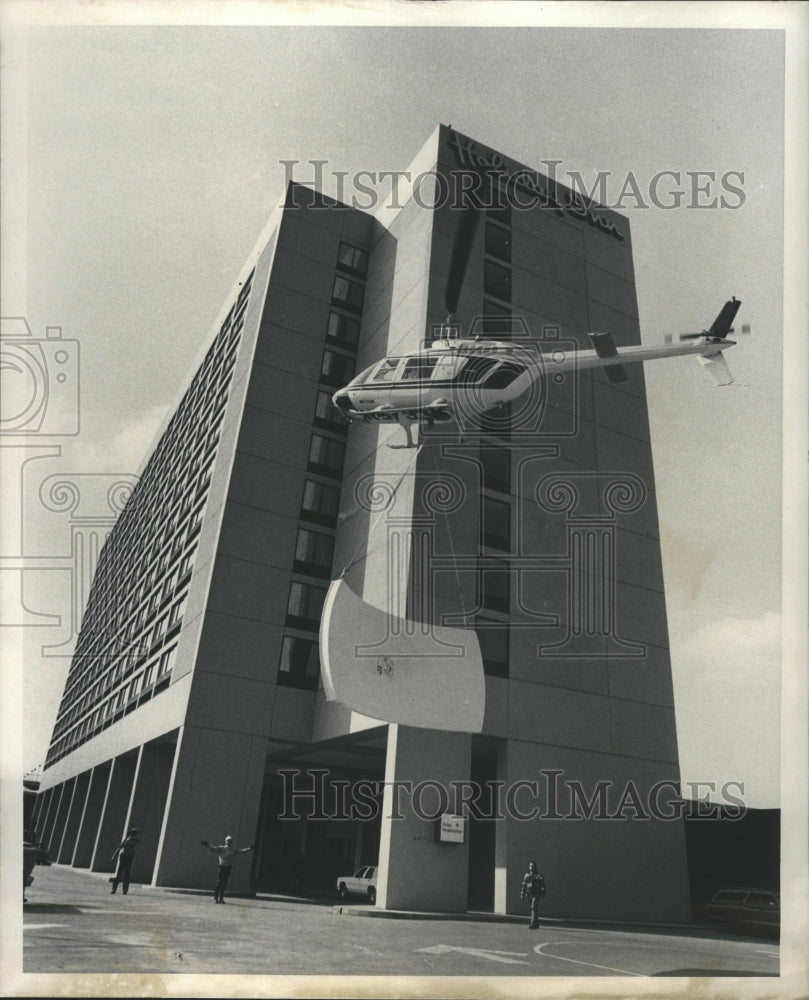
(704, 887, 780, 936)
(336, 865, 377, 904)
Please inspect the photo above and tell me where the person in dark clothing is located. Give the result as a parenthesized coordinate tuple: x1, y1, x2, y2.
(201, 835, 253, 903)
(110, 828, 139, 895)
(520, 860, 546, 929)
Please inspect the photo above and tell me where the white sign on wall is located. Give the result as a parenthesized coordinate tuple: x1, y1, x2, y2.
(438, 814, 466, 843)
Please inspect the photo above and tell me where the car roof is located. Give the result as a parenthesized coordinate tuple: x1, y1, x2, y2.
(713, 887, 778, 895)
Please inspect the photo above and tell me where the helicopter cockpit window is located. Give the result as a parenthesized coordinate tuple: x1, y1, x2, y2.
(401, 356, 438, 381)
(482, 362, 523, 389)
(371, 358, 401, 382)
(351, 363, 379, 386)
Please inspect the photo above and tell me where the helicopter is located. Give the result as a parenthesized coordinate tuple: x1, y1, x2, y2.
(332, 297, 747, 447)
(331, 184, 748, 447)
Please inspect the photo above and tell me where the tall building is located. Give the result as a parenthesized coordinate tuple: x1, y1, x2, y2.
(33, 125, 691, 921)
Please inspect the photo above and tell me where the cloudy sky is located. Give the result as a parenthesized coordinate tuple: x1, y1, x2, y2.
(3, 3, 806, 812)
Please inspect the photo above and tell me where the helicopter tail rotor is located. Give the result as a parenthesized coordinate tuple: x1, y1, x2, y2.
(663, 297, 747, 344)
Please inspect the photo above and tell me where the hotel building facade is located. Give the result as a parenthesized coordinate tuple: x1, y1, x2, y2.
(33, 125, 692, 921)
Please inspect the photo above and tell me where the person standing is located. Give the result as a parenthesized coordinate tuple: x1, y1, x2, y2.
(110, 828, 139, 895)
(520, 860, 546, 929)
(201, 835, 253, 903)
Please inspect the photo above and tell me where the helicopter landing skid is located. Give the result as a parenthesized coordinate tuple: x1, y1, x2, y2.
(387, 415, 418, 449)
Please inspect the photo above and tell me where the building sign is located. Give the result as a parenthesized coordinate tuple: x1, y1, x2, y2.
(437, 814, 466, 843)
(447, 132, 624, 242)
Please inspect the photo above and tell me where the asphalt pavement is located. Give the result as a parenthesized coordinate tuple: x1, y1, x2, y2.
(18, 864, 780, 983)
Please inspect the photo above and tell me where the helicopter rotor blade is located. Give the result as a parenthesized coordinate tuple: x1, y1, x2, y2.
(663, 332, 704, 344)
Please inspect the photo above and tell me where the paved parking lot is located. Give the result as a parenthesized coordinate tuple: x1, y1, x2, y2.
(18, 864, 779, 987)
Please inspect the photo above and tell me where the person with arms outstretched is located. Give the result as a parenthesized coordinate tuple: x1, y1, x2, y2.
(201, 835, 253, 903)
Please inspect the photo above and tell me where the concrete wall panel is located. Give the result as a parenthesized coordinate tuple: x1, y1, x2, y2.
(91, 753, 138, 873)
(73, 761, 112, 867)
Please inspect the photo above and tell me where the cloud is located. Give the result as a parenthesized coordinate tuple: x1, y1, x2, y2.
(107, 405, 169, 475)
(68, 404, 169, 478)
(678, 610, 781, 674)
(672, 611, 781, 808)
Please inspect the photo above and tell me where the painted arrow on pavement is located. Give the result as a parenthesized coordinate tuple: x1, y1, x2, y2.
(418, 944, 530, 965)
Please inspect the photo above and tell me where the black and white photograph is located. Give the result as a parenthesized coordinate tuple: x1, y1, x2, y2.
(1, 2, 807, 997)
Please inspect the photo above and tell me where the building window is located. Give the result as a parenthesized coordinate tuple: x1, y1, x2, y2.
(286, 582, 328, 630)
(293, 528, 335, 578)
(320, 349, 355, 387)
(277, 636, 320, 691)
(481, 300, 517, 338)
(475, 620, 510, 678)
(481, 495, 511, 551)
(326, 311, 361, 347)
(301, 479, 341, 524)
(484, 260, 512, 303)
(157, 645, 176, 679)
(168, 595, 186, 630)
(332, 275, 364, 313)
(314, 390, 345, 430)
(337, 242, 368, 276)
(485, 222, 511, 263)
(308, 434, 345, 478)
(480, 562, 510, 612)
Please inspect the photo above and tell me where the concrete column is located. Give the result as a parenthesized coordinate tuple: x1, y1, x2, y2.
(42, 784, 66, 854)
(493, 740, 510, 915)
(73, 761, 112, 868)
(125, 740, 176, 885)
(50, 777, 76, 861)
(30, 788, 48, 834)
(153, 726, 266, 891)
(57, 770, 91, 863)
(376, 725, 471, 912)
(90, 752, 137, 873)
(35, 787, 56, 843)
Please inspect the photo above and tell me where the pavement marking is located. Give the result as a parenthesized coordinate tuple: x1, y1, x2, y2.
(24, 924, 67, 931)
(534, 941, 644, 977)
(418, 944, 530, 965)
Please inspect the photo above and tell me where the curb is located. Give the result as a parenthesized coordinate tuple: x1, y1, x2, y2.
(336, 905, 712, 937)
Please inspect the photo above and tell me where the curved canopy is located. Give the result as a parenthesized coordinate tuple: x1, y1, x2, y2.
(320, 579, 485, 733)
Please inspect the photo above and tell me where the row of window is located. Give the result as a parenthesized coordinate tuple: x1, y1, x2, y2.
(47, 647, 177, 764)
(54, 590, 189, 738)
(62, 542, 197, 707)
(474, 210, 514, 676)
(48, 269, 256, 761)
(276, 241, 368, 691)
